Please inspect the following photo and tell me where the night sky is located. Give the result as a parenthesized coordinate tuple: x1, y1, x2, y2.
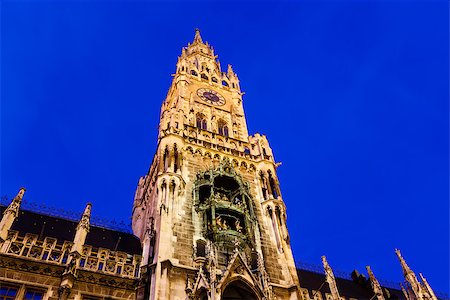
(2, 0, 448, 295)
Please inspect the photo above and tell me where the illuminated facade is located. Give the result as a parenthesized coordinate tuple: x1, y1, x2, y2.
(0, 30, 441, 300)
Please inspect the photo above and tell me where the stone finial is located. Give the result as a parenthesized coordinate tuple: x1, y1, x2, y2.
(193, 28, 203, 44)
(395, 249, 422, 299)
(366, 266, 385, 300)
(419, 273, 438, 300)
(227, 64, 235, 76)
(0, 187, 26, 241)
(77, 202, 91, 231)
(71, 203, 92, 254)
(395, 249, 413, 276)
(321, 256, 341, 300)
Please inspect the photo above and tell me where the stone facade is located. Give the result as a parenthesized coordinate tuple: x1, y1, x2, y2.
(131, 29, 300, 300)
(0, 190, 142, 300)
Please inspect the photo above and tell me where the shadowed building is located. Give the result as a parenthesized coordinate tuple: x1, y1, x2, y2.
(0, 31, 441, 300)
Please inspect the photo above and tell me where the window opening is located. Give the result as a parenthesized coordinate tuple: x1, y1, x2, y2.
(0, 285, 18, 300)
(196, 113, 207, 130)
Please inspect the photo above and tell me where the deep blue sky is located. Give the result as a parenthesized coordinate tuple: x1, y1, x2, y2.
(2, 0, 448, 295)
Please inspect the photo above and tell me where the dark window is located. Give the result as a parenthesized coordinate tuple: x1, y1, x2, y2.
(163, 147, 169, 171)
(24, 289, 44, 300)
(212, 77, 218, 83)
(191, 70, 198, 76)
(268, 171, 278, 198)
(218, 120, 229, 136)
(196, 240, 207, 257)
(201, 73, 208, 80)
(173, 145, 179, 172)
(0, 285, 18, 300)
(196, 113, 207, 130)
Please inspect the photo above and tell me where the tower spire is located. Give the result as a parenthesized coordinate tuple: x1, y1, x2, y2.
(193, 28, 203, 44)
(366, 266, 384, 300)
(322, 256, 341, 300)
(0, 187, 25, 241)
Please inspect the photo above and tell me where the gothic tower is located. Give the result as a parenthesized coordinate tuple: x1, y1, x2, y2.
(132, 30, 301, 300)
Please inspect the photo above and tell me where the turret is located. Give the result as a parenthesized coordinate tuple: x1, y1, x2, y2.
(366, 265, 385, 300)
(0, 187, 25, 241)
(322, 256, 341, 300)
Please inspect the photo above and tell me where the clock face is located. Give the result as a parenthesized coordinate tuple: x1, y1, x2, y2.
(197, 88, 226, 106)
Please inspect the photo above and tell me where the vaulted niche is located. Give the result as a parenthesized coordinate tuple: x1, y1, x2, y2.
(194, 161, 257, 253)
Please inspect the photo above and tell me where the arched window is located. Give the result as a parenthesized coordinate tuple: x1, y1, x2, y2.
(163, 147, 169, 171)
(191, 70, 198, 76)
(201, 73, 208, 80)
(173, 144, 179, 172)
(268, 171, 279, 198)
(196, 239, 207, 258)
(196, 113, 207, 130)
(211, 77, 218, 83)
(218, 119, 229, 136)
(260, 172, 268, 200)
(222, 80, 229, 87)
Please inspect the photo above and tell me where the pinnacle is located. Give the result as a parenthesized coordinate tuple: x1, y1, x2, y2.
(194, 28, 203, 44)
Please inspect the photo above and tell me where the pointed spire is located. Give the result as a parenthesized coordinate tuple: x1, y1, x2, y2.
(227, 64, 235, 76)
(395, 249, 422, 299)
(366, 266, 385, 300)
(193, 28, 203, 44)
(322, 256, 341, 300)
(419, 273, 438, 300)
(395, 249, 413, 276)
(71, 203, 91, 254)
(0, 187, 26, 241)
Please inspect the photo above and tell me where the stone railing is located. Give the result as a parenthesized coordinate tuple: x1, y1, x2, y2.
(182, 125, 273, 162)
(1, 230, 141, 279)
(79, 246, 141, 278)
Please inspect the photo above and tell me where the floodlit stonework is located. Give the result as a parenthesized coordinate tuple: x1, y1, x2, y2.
(132, 29, 300, 300)
(0, 30, 442, 300)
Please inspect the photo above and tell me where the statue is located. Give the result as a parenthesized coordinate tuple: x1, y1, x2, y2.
(222, 219, 228, 230)
(216, 216, 223, 230)
(235, 220, 242, 233)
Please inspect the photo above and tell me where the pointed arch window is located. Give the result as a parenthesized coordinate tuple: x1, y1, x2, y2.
(191, 70, 198, 76)
(196, 113, 207, 130)
(173, 144, 179, 172)
(268, 171, 279, 199)
(218, 119, 229, 136)
(211, 77, 218, 83)
(201, 73, 209, 81)
(163, 146, 169, 171)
